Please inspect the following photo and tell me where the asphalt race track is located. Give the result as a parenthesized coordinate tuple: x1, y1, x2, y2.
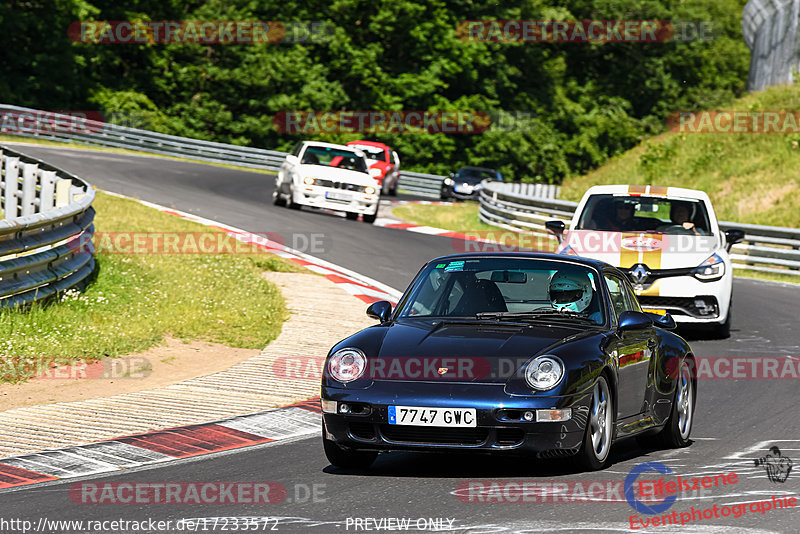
(1, 144, 799, 533)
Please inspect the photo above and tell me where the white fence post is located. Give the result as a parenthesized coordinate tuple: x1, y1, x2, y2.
(20, 162, 38, 216)
(4, 156, 20, 219)
(38, 169, 56, 212)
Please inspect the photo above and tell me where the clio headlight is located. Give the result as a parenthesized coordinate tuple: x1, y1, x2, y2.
(692, 253, 725, 281)
(524, 356, 565, 391)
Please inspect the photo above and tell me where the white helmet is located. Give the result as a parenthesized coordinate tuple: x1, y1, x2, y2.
(549, 271, 593, 313)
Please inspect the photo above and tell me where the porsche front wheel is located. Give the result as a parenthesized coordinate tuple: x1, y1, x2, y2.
(657, 359, 695, 448)
(322, 423, 377, 469)
(579, 375, 614, 471)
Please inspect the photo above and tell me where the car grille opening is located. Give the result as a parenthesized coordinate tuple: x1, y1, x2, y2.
(348, 422, 376, 441)
(379, 425, 489, 446)
(313, 179, 367, 192)
(495, 428, 525, 446)
(638, 296, 719, 318)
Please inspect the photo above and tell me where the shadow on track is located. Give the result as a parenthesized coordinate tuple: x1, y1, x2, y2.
(321, 437, 695, 478)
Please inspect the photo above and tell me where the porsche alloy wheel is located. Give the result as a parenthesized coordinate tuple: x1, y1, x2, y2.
(579, 375, 614, 470)
(658, 359, 695, 448)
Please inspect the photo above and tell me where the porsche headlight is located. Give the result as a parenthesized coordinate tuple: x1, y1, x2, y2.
(444, 177, 453, 186)
(525, 356, 564, 391)
(692, 253, 725, 281)
(303, 176, 315, 185)
(364, 185, 376, 195)
(328, 348, 367, 383)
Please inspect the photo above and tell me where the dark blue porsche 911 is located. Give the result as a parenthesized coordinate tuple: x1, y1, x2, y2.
(321, 253, 696, 471)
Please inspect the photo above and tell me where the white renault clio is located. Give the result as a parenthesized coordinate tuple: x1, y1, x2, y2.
(274, 141, 382, 223)
(548, 185, 744, 336)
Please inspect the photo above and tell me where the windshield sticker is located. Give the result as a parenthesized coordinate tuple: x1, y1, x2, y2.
(444, 261, 465, 272)
(435, 263, 446, 269)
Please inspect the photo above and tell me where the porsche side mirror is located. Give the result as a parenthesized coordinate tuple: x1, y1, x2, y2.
(285, 154, 299, 165)
(366, 300, 392, 322)
(545, 220, 566, 243)
(618, 310, 653, 331)
(725, 229, 745, 251)
(645, 311, 676, 330)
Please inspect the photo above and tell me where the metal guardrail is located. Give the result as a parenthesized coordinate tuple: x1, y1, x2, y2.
(479, 181, 800, 277)
(0, 105, 559, 200)
(0, 104, 288, 171)
(1, 105, 448, 196)
(0, 144, 96, 307)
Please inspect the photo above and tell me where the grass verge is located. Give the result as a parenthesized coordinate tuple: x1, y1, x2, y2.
(559, 85, 800, 228)
(0, 135, 277, 175)
(0, 191, 305, 383)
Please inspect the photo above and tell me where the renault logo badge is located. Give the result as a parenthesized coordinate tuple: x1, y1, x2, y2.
(630, 264, 650, 284)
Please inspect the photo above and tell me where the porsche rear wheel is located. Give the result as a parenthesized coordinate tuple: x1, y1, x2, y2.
(322, 423, 377, 469)
(656, 359, 695, 448)
(579, 375, 614, 471)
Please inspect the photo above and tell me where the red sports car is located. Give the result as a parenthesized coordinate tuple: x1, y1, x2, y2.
(346, 140, 400, 195)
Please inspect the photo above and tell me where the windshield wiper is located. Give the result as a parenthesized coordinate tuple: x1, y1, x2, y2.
(476, 309, 597, 324)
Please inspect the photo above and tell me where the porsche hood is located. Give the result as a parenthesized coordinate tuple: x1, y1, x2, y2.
(366, 320, 596, 384)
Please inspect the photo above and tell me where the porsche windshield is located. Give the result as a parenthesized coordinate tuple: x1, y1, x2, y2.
(397, 258, 605, 324)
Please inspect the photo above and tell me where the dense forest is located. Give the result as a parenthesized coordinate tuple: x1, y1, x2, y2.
(1, 0, 749, 181)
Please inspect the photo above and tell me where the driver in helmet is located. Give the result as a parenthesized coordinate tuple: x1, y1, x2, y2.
(549, 271, 602, 324)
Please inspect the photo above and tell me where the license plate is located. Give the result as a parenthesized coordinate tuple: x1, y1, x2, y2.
(325, 191, 352, 202)
(454, 184, 472, 193)
(643, 308, 667, 315)
(388, 406, 476, 427)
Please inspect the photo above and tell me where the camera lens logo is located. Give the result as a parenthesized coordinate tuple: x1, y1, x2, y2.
(755, 446, 793, 483)
(625, 462, 677, 514)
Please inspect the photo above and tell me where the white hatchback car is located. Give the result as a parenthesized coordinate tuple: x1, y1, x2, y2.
(548, 185, 744, 336)
(274, 141, 382, 223)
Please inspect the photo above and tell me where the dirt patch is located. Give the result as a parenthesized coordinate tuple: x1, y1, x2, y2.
(736, 181, 798, 216)
(0, 336, 259, 411)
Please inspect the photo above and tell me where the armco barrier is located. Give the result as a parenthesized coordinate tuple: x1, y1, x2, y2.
(0, 144, 95, 307)
(479, 181, 800, 277)
(0, 105, 558, 199)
